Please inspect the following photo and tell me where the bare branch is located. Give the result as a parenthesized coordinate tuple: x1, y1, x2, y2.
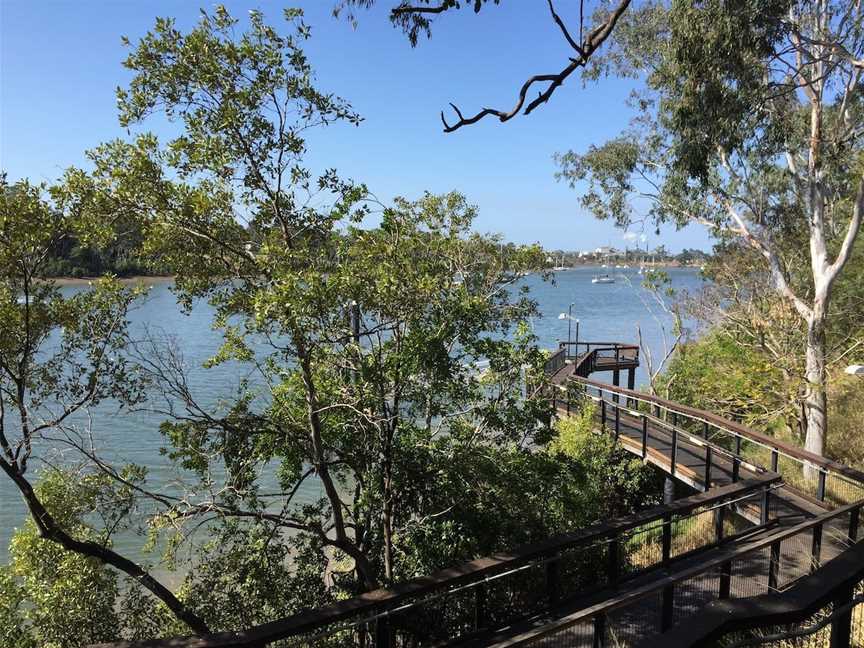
(441, 0, 632, 132)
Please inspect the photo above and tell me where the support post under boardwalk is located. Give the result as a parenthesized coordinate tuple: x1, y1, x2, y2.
(663, 476, 676, 505)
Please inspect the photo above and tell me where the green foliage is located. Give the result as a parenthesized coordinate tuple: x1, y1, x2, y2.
(549, 406, 663, 517)
(659, 330, 792, 431)
(4, 470, 121, 648)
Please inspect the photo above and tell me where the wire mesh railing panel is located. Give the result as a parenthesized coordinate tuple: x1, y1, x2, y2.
(851, 598, 864, 647)
(825, 473, 864, 507)
(521, 620, 595, 648)
(605, 590, 664, 648)
(670, 508, 716, 559)
(730, 547, 772, 599)
(776, 532, 815, 589)
(819, 511, 856, 564)
(620, 521, 664, 577)
(671, 571, 720, 625)
(482, 561, 552, 630)
(393, 582, 480, 645)
(556, 543, 610, 601)
(716, 608, 832, 647)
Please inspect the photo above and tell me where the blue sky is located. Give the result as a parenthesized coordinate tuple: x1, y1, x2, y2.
(0, 0, 712, 252)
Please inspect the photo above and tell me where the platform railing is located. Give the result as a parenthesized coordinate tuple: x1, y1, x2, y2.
(90, 479, 779, 648)
(488, 499, 864, 647)
(656, 538, 864, 648)
(555, 378, 864, 511)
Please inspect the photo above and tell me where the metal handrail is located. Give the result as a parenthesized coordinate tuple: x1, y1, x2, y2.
(89, 479, 778, 648)
(568, 376, 864, 490)
(486, 498, 864, 647)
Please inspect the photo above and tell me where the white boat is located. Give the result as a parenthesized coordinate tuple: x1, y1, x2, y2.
(592, 274, 615, 284)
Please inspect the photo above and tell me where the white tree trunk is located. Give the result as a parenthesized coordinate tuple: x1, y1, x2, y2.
(803, 313, 827, 459)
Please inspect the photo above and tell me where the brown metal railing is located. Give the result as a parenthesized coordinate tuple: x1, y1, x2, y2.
(90, 480, 779, 648)
(491, 499, 863, 647)
(564, 377, 864, 510)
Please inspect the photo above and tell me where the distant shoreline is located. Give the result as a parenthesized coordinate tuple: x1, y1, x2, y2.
(42, 275, 175, 286)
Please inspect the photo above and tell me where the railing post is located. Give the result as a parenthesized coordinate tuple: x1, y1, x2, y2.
(771, 448, 779, 473)
(768, 541, 781, 590)
(811, 523, 823, 573)
(732, 456, 741, 483)
(670, 428, 678, 476)
(734, 435, 742, 457)
(830, 583, 855, 648)
(714, 504, 726, 543)
(718, 560, 732, 599)
(849, 505, 860, 543)
(607, 536, 620, 585)
(375, 615, 390, 648)
(614, 404, 620, 440)
(641, 414, 648, 459)
(546, 557, 560, 607)
(662, 513, 672, 565)
(593, 613, 606, 648)
(703, 421, 709, 440)
(705, 446, 713, 490)
(601, 399, 607, 431)
(474, 582, 487, 630)
(817, 470, 827, 502)
(760, 488, 771, 525)
(661, 584, 675, 631)
(671, 412, 678, 428)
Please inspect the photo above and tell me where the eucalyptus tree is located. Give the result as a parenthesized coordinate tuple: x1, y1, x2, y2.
(555, 0, 864, 461)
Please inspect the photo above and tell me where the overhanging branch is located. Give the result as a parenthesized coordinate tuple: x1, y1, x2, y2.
(440, 0, 632, 132)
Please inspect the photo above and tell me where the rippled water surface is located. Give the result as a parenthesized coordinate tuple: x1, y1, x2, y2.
(0, 268, 705, 562)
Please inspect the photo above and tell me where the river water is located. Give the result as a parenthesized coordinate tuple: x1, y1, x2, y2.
(0, 267, 705, 563)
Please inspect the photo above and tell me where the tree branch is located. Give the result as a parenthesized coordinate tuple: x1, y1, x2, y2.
(441, 0, 632, 132)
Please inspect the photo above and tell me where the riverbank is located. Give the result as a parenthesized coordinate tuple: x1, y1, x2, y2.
(42, 275, 175, 286)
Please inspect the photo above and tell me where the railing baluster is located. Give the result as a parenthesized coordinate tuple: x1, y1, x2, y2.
(641, 414, 648, 459)
(670, 427, 678, 476)
(705, 446, 713, 490)
(849, 505, 860, 543)
(714, 504, 726, 543)
(818, 470, 827, 502)
(830, 583, 855, 648)
(811, 523, 823, 573)
(375, 615, 390, 648)
(662, 513, 672, 565)
(546, 557, 560, 607)
(593, 613, 606, 648)
(661, 584, 675, 631)
(718, 560, 732, 599)
(771, 448, 779, 473)
(768, 541, 781, 590)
